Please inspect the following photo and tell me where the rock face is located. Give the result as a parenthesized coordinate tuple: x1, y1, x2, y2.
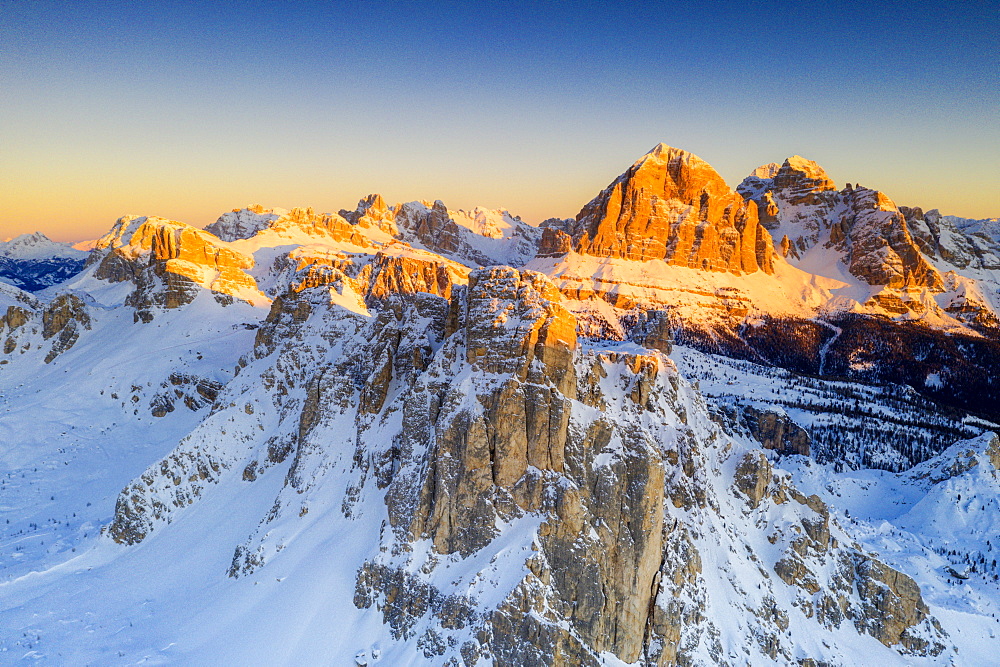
(106, 253, 949, 665)
(738, 455, 946, 657)
(389, 200, 540, 267)
(742, 405, 811, 457)
(220, 268, 708, 664)
(0, 283, 41, 355)
(569, 144, 774, 274)
(91, 215, 264, 320)
(0, 283, 90, 362)
(905, 208, 1000, 273)
(341, 193, 399, 235)
(768, 156, 837, 205)
(40, 293, 91, 363)
(738, 157, 943, 291)
(838, 187, 943, 290)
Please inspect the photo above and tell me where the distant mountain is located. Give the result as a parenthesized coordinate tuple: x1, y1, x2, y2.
(0, 231, 88, 291)
(0, 145, 998, 664)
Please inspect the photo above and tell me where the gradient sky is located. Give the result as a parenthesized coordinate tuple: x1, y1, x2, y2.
(2, 0, 998, 242)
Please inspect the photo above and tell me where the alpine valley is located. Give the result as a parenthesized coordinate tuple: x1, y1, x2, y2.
(2, 145, 999, 665)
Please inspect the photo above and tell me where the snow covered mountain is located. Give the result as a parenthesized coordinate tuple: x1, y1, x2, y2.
(1, 145, 998, 665)
(0, 232, 88, 291)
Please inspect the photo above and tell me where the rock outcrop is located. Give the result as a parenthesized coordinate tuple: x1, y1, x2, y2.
(340, 194, 399, 235)
(741, 405, 811, 457)
(40, 293, 91, 363)
(0, 285, 90, 362)
(839, 187, 943, 290)
(91, 215, 264, 320)
(739, 457, 946, 656)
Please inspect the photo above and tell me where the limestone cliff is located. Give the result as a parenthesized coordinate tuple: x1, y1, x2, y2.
(738, 157, 943, 291)
(107, 261, 947, 665)
(570, 144, 774, 274)
(90, 215, 265, 320)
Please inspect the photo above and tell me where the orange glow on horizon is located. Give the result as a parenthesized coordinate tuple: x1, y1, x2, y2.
(3, 155, 997, 244)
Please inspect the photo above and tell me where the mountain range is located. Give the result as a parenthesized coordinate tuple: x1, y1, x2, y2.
(1, 144, 998, 665)
(0, 232, 88, 292)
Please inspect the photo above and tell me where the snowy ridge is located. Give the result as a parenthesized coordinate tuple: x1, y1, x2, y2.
(1, 267, 960, 663)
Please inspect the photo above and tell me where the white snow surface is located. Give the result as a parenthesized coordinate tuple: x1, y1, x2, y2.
(0, 284, 994, 665)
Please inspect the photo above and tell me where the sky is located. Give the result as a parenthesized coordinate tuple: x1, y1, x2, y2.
(2, 0, 998, 242)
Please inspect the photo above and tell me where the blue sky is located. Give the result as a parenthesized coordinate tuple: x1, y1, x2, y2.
(2, 0, 998, 240)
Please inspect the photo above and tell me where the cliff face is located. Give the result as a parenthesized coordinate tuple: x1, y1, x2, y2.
(91, 215, 265, 321)
(0, 284, 91, 363)
(738, 157, 943, 291)
(106, 262, 948, 665)
(839, 186, 944, 290)
(571, 144, 774, 274)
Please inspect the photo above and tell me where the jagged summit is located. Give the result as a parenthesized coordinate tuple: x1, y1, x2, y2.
(566, 143, 774, 273)
(771, 156, 837, 202)
(637, 143, 720, 177)
(631, 143, 731, 195)
(738, 156, 836, 206)
(736, 157, 948, 296)
(750, 162, 781, 180)
(781, 155, 833, 180)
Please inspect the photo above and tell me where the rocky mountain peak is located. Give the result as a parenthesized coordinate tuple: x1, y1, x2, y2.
(205, 206, 283, 242)
(751, 162, 782, 180)
(770, 155, 837, 205)
(633, 143, 733, 199)
(570, 144, 774, 273)
(93, 215, 147, 251)
(738, 156, 836, 209)
(89, 215, 265, 319)
(339, 194, 395, 232)
(2, 232, 48, 253)
(0, 232, 87, 261)
(736, 163, 782, 200)
(362, 192, 387, 209)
